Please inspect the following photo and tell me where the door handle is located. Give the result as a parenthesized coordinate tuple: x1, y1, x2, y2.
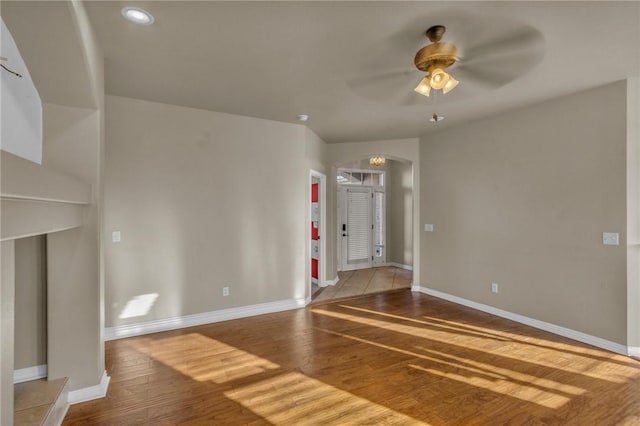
(342, 233, 348, 237)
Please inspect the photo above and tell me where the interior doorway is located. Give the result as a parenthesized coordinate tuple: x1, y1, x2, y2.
(309, 170, 326, 299)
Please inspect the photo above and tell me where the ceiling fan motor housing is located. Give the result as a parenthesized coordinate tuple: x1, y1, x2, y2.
(414, 42, 457, 73)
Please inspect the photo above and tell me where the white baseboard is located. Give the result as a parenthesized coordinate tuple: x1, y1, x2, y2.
(14, 364, 47, 384)
(387, 262, 413, 271)
(105, 297, 307, 341)
(628, 347, 640, 357)
(68, 370, 110, 405)
(414, 285, 628, 356)
(326, 276, 340, 286)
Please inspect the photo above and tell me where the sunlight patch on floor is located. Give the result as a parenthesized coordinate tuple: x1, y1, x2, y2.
(413, 345, 585, 396)
(340, 304, 510, 341)
(312, 307, 637, 383)
(618, 415, 640, 425)
(128, 332, 279, 383)
(421, 314, 620, 359)
(316, 326, 578, 410)
(409, 363, 570, 409)
(224, 371, 429, 425)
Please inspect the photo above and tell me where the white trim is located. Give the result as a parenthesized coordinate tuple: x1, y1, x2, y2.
(0, 225, 81, 242)
(1, 194, 88, 205)
(310, 170, 327, 289)
(387, 262, 413, 271)
(105, 298, 307, 341)
(414, 286, 628, 356)
(340, 263, 372, 272)
(68, 370, 110, 405)
(55, 404, 70, 426)
(14, 364, 47, 383)
(46, 379, 69, 426)
(628, 347, 640, 357)
(326, 276, 340, 286)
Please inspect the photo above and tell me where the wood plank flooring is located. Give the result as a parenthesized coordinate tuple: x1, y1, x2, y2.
(64, 290, 640, 425)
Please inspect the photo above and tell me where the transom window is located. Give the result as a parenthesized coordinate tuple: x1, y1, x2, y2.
(337, 169, 384, 187)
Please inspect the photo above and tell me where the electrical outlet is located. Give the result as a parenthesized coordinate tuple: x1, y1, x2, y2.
(491, 283, 499, 294)
(112, 231, 121, 243)
(424, 224, 434, 232)
(222, 287, 229, 297)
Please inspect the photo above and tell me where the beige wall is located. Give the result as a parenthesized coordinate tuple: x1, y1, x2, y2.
(42, 102, 103, 391)
(305, 127, 328, 175)
(105, 95, 326, 327)
(0, 241, 16, 425)
(304, 127, 333, 284)
(388, 160, 413, 267)
(14, 235, 47, 370)
(420, 81, 627, 344)
(627, 75, 640, 348)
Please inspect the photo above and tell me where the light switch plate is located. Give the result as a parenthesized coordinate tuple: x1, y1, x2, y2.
(112, 231, 121, 243)
(603, 232, 619, 246)
(424, 224, 434, 232)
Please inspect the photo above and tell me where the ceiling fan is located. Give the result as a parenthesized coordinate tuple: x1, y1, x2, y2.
(413, 25, 459, 97)
(347, 15, 545, 105)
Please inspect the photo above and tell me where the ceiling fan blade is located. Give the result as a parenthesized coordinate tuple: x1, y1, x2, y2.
(400, 89, 428, 106)
(453, 66, 509, 89)
(346, 68, 420, 103)
(348, 69, 415, 89)
(453, 42, 544, 89)
(457, 26, 545, 66)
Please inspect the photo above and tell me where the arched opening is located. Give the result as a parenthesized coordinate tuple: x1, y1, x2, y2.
(313, 154, 416, 302)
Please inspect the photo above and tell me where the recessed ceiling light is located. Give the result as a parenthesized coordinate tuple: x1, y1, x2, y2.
(297, 114, 309, 122)
(121, 7, 155, 26)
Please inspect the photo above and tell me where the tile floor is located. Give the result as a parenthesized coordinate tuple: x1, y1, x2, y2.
(312, 266, 412, 302)
(14, 377, 67, 425)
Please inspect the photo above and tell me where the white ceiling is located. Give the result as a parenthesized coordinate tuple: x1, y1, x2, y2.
(15, 1, 640, 143)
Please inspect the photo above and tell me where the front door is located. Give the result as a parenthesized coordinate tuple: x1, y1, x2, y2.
(341, 187, 373, 271)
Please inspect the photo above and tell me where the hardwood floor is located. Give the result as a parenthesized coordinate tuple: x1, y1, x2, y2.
(64, 290, 640, 425)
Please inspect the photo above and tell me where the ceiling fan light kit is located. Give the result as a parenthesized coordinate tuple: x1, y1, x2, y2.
(442, 76, 459, 94)
(414, 77, 431, 96)
(413, 25, 459, 97)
